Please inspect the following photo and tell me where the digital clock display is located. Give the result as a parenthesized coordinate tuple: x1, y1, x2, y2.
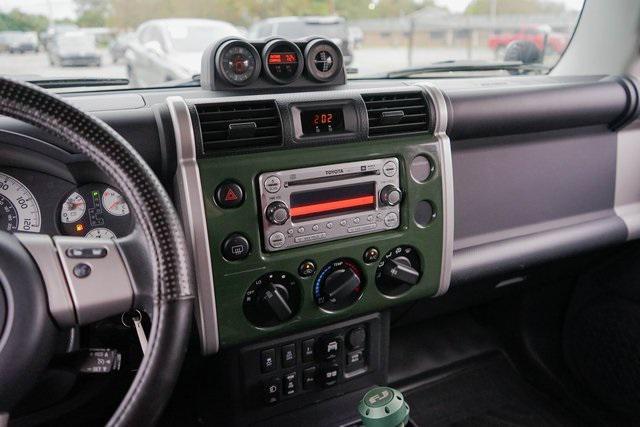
(301, 109, 345, 135)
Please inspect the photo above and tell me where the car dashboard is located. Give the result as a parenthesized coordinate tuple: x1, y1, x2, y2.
(2, 71, 639, 425)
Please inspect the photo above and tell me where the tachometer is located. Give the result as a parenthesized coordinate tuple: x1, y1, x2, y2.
(0, 172, 41, 233)
(216, 40, 261, 86)
(102, 187, 129, 216)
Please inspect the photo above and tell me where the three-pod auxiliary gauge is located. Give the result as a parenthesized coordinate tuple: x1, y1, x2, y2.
(200, 37, 346, 90)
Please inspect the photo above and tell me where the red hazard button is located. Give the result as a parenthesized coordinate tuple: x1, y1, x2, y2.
(215, 181, 244, 209)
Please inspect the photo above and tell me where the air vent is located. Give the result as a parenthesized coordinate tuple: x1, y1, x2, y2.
(363, 92, 430, 137)
(195, 101, 283, 154)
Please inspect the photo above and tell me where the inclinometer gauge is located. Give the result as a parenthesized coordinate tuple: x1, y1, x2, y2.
(304, 38, 343, 82)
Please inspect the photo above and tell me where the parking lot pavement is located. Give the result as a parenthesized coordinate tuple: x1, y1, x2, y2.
(1, 46, 496, 86)
(0, 50, 127, 81)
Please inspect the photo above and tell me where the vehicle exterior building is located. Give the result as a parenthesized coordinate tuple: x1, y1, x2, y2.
(249, 16, 354, 65)
(125, 18, 243, 86)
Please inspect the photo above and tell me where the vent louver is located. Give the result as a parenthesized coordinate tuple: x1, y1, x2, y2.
(195, 101, 283, 154)
(363, 92, 430, 137)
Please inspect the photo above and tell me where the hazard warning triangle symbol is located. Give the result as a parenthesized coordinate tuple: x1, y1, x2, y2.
(224, 189, 239, 201)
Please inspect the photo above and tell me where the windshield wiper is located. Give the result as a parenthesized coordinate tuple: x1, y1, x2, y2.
(380, 60, 548, 79)
(22, 77, 130, 89)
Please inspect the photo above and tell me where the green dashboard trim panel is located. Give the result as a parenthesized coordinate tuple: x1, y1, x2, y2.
(198, 136, 444, 348)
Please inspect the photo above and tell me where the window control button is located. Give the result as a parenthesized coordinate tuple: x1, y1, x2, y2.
(302, 338, 315, 363)
(303, 366, 317, 390)
(263, 377, 280, 404)
(282, 371, 297, 396)
(261, 348, 276, 373)
(281, 343, 296, 368)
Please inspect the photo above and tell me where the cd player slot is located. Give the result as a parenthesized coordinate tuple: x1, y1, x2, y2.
(286, 170, 380, 187)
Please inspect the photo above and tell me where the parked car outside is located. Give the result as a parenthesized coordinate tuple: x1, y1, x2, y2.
(0, 31, 39, 54)
(248, 16, 354, 65)
(109, 32, 134, 63)
(48, 31, 102, 67)
(125, 18, 243, 86)
(488, 25, 569, 58)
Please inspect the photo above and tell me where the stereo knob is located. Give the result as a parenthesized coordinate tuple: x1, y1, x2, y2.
(379, 185, 403, 206)
(266, 201, 290, 225)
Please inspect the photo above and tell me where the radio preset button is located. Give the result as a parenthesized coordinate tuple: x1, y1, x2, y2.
(287, 228, 294, 235)
(384, 212, 399, 228)
(326, 222, 334, 229)
(312, 224, 319, 231)
(297, 226, 305, 234)
(340, 220, 347, 227)
(269, 232, 286, 248)
(383, 161, 398, 177)
(367, 215, 374, 222)
(264, 175, 282, 193)
(353, 217, 360, 224)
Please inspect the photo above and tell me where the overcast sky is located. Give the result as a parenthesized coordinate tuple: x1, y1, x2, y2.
(0, 0, 586, 21)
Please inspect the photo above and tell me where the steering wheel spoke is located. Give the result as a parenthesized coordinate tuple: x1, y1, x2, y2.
(17, 233, 136, 327)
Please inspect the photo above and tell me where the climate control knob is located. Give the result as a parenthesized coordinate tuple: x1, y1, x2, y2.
(243, 272, 300, 327)
(314, 258, 364, 311)
(379, 185, 403, 206)
(375, 245, 422, 296)
(265, 201, 290, 225)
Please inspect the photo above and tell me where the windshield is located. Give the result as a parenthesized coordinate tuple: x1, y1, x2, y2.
(167, 23, 242, 52)
(0, 0, 584, 89)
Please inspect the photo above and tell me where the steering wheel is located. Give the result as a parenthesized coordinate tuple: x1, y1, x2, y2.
(0, 77, 194, 425)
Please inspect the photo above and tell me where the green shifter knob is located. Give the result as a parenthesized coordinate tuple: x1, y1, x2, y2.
(358, 386, 410, 427)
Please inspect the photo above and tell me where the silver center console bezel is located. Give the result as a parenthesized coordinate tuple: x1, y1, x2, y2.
(258, 157, 401, 252)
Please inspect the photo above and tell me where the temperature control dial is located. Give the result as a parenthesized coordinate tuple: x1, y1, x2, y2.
(243, 272, 300, 327)
(314, 258, 364, 311)
(375, 245, 422, 296)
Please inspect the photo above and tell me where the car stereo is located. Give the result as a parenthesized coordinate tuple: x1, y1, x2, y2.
(258, 158, 402, 252)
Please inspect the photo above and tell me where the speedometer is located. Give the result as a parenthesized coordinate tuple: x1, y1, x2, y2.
(0, 172, 41, 233)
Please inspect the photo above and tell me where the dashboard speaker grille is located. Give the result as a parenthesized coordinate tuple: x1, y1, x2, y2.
(363, 92, 430, 137)
(195, 101, 283, 154)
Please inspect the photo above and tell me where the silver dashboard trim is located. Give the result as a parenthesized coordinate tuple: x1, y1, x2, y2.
(167, 96, 219, 354)
(415, 83, 454, 297)
(614, 120, 640, 240)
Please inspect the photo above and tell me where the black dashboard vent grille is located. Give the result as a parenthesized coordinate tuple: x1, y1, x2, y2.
(195, 101, 283, 153)
(363, 92, 430, 137)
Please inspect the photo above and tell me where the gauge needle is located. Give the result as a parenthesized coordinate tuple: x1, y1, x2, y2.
(109, 199, 123, 210)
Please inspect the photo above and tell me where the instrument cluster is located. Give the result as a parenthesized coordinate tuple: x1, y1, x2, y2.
(0, 170, 132, 240)
(202, 37, 346, 91)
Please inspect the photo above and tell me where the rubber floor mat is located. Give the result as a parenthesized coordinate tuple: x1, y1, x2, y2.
(402, 353, 580, 427)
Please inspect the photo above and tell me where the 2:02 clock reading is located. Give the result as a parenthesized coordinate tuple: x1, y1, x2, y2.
(301, 108, 345, 135)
